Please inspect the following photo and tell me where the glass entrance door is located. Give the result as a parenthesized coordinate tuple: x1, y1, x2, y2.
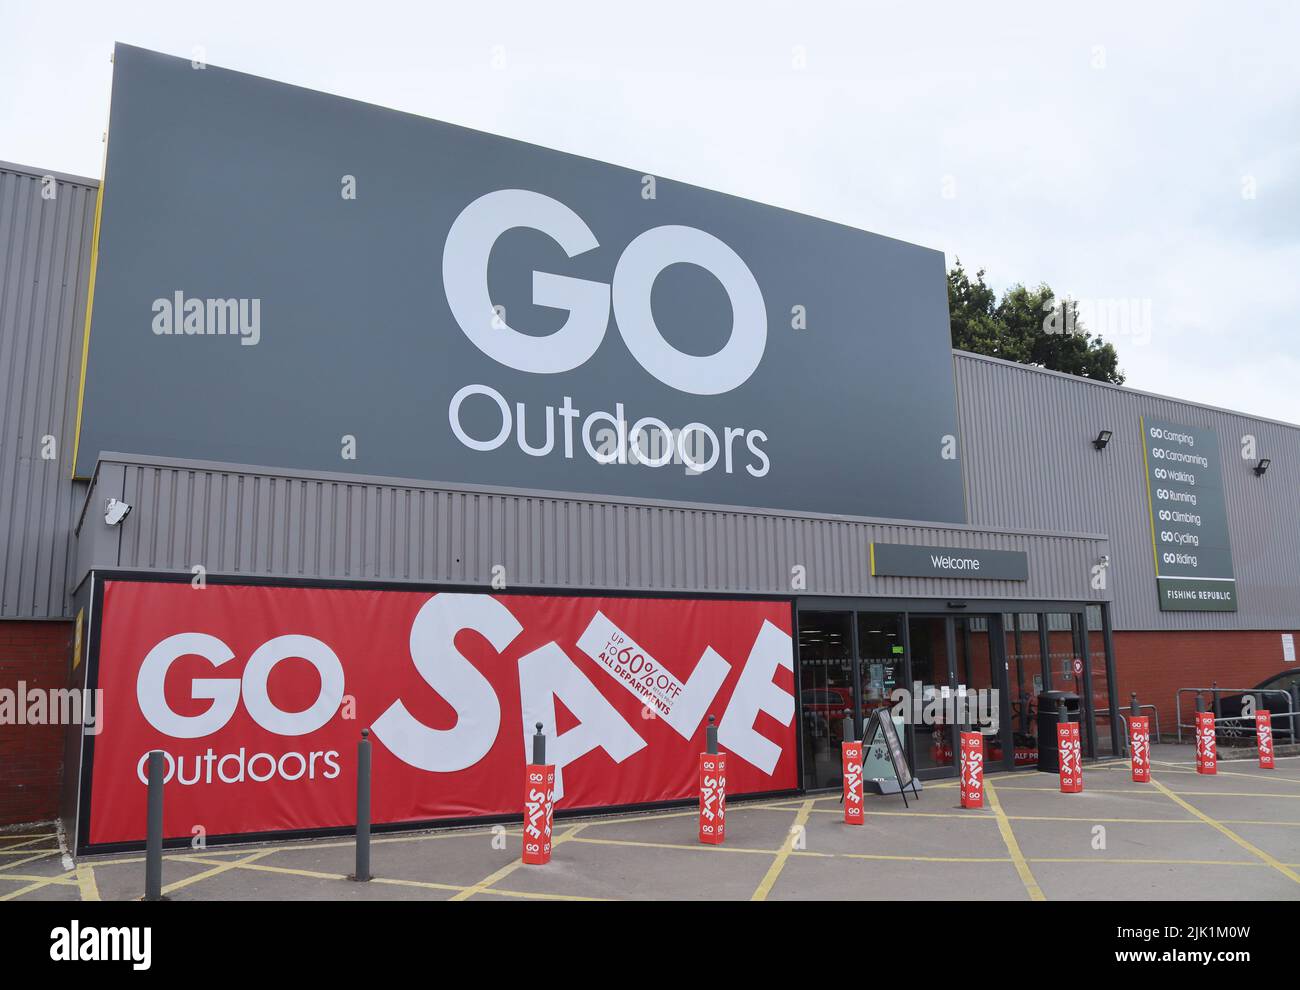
(795, 607, 1017, 785)
(906, 616, 956, 775)
(902, 614, 1012, 778)
(797, 612, 855, 790)
(954, 616, 1015, 771)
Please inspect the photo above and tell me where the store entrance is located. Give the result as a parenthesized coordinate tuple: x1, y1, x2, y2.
(797, 607, 1020, 789)
(905, 614, 1015, 779)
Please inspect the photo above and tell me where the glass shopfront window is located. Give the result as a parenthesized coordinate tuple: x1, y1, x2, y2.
(796, 603, 1113, 786)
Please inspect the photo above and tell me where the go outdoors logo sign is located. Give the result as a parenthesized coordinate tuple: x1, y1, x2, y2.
(74, 45, 965, 522)
(443, 188, 771, 477)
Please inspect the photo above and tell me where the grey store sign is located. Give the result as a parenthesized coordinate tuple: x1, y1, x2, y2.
(73, 45, 966, 522)
(870, 543, 1029, 581)
(1140, 417, 1237, 612)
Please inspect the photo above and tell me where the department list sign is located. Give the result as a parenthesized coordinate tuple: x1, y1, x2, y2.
(1141, 417, 1237, 611)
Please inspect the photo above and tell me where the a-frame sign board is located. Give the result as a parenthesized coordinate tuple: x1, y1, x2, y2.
(861, 709, 921, 808)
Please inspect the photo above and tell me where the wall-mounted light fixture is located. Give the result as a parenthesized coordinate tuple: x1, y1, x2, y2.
(104, 498, 132, 526)
(1092, 430, 1113, 450)
(1254, 458, 1271, 477)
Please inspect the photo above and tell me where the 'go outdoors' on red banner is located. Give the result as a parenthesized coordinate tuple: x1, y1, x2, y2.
(87, 581, 796, 845)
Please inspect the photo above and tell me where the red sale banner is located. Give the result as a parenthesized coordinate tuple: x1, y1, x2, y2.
(698, 753, 727, 844)
(1129, 716, 1150, 782)
(85, 581, 796, 846)
(959, 732, 984, 808)
(1195, 711, 1217, 774)
(1256, 711, 1275, 770)
(842, 741, 864, 824)
(1057, 722, 1082, 793)
(522, 764, 555, 864)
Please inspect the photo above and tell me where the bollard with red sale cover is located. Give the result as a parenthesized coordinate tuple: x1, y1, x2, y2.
(698, 754, 727, 843)
(1256, 711, 1275, 769)
(1129, 716, 1150, 782)
(843, 741, 864, 824)
(522, 723, 555, 865)
(840, 710, 864, 825)
(1195, 710, 1217, 775)
(699, 715, 727, 844)
(959, 732, 984, 808)
(1057, 709, 1083, 793)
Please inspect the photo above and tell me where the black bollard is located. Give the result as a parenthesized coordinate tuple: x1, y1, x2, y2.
(1130, 691, 1140, 717)
(1212, 681, 1222, 720)
(1195, 691, 1205, 714)
(533, 722, 547, 765)
(706, 714, 718, 755)
(144, 750, 165, 901)
(1291, 682, 1300, 740)
(352, 728, 372, 882)
(841, 708, 855, 744)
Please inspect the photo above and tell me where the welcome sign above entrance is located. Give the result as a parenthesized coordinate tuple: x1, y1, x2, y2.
(870, 543, 1029, 581)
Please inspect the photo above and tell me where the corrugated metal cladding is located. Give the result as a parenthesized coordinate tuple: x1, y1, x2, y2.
(88, 455, 1107, 604)
(0, 163, 96, 619)
(955, 351, 1300, 631)
(4, 153, 1294, 629)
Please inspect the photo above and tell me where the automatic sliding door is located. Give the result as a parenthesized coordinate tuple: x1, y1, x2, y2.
(955, 616, 1015, 770)
(906, 616, 956, 774)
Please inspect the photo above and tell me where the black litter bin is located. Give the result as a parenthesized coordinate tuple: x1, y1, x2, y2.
(1037, 691, 1081, 773)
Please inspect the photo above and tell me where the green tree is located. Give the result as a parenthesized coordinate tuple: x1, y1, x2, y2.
(948, 260, 1124, 384)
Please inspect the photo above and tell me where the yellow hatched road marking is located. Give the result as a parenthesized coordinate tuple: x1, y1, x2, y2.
(0, 850, 61, 872)
(160, 849, 273, 897)
(751, 800, 814, 901)
(985, 779, 1045, 901)
(1029, 857, 1261, 866)
(76, 864, 100, 901)
(450, 823, 587, 901)
(0, 874, 77, 885)
(0, 836, 57, 853)
(0, 870, 76, 901)
(836, 852, 1010, 863)
(1150, 777, 1300, 885)
(573, 834, 806, 857)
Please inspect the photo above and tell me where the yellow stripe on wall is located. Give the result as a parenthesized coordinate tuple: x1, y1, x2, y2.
(1139, 416, 1161, 577)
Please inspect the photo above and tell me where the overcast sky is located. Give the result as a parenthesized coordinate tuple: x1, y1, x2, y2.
(3, 1, 1297, 424)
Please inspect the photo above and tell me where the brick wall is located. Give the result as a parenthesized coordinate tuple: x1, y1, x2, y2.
(0, 621, 73, 826)
(1112, 629, 1300, 740)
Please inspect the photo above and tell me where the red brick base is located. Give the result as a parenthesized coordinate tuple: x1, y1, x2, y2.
(1114, 629, 1300, 740)
(0, 621, 73, 826)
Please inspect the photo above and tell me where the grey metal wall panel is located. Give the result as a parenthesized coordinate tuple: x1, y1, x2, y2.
(955, 351, 1300, 631)
(87, 453, 1108, 604)
(0, 163, 97, 619)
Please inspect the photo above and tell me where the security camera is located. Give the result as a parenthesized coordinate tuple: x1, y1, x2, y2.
(105, 498, 132, 526)
(1098, 555, 1110, 567)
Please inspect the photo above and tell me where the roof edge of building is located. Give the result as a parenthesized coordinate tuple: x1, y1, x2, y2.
(952, 348, 1300, 433)
(0, 159, 99, 188)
